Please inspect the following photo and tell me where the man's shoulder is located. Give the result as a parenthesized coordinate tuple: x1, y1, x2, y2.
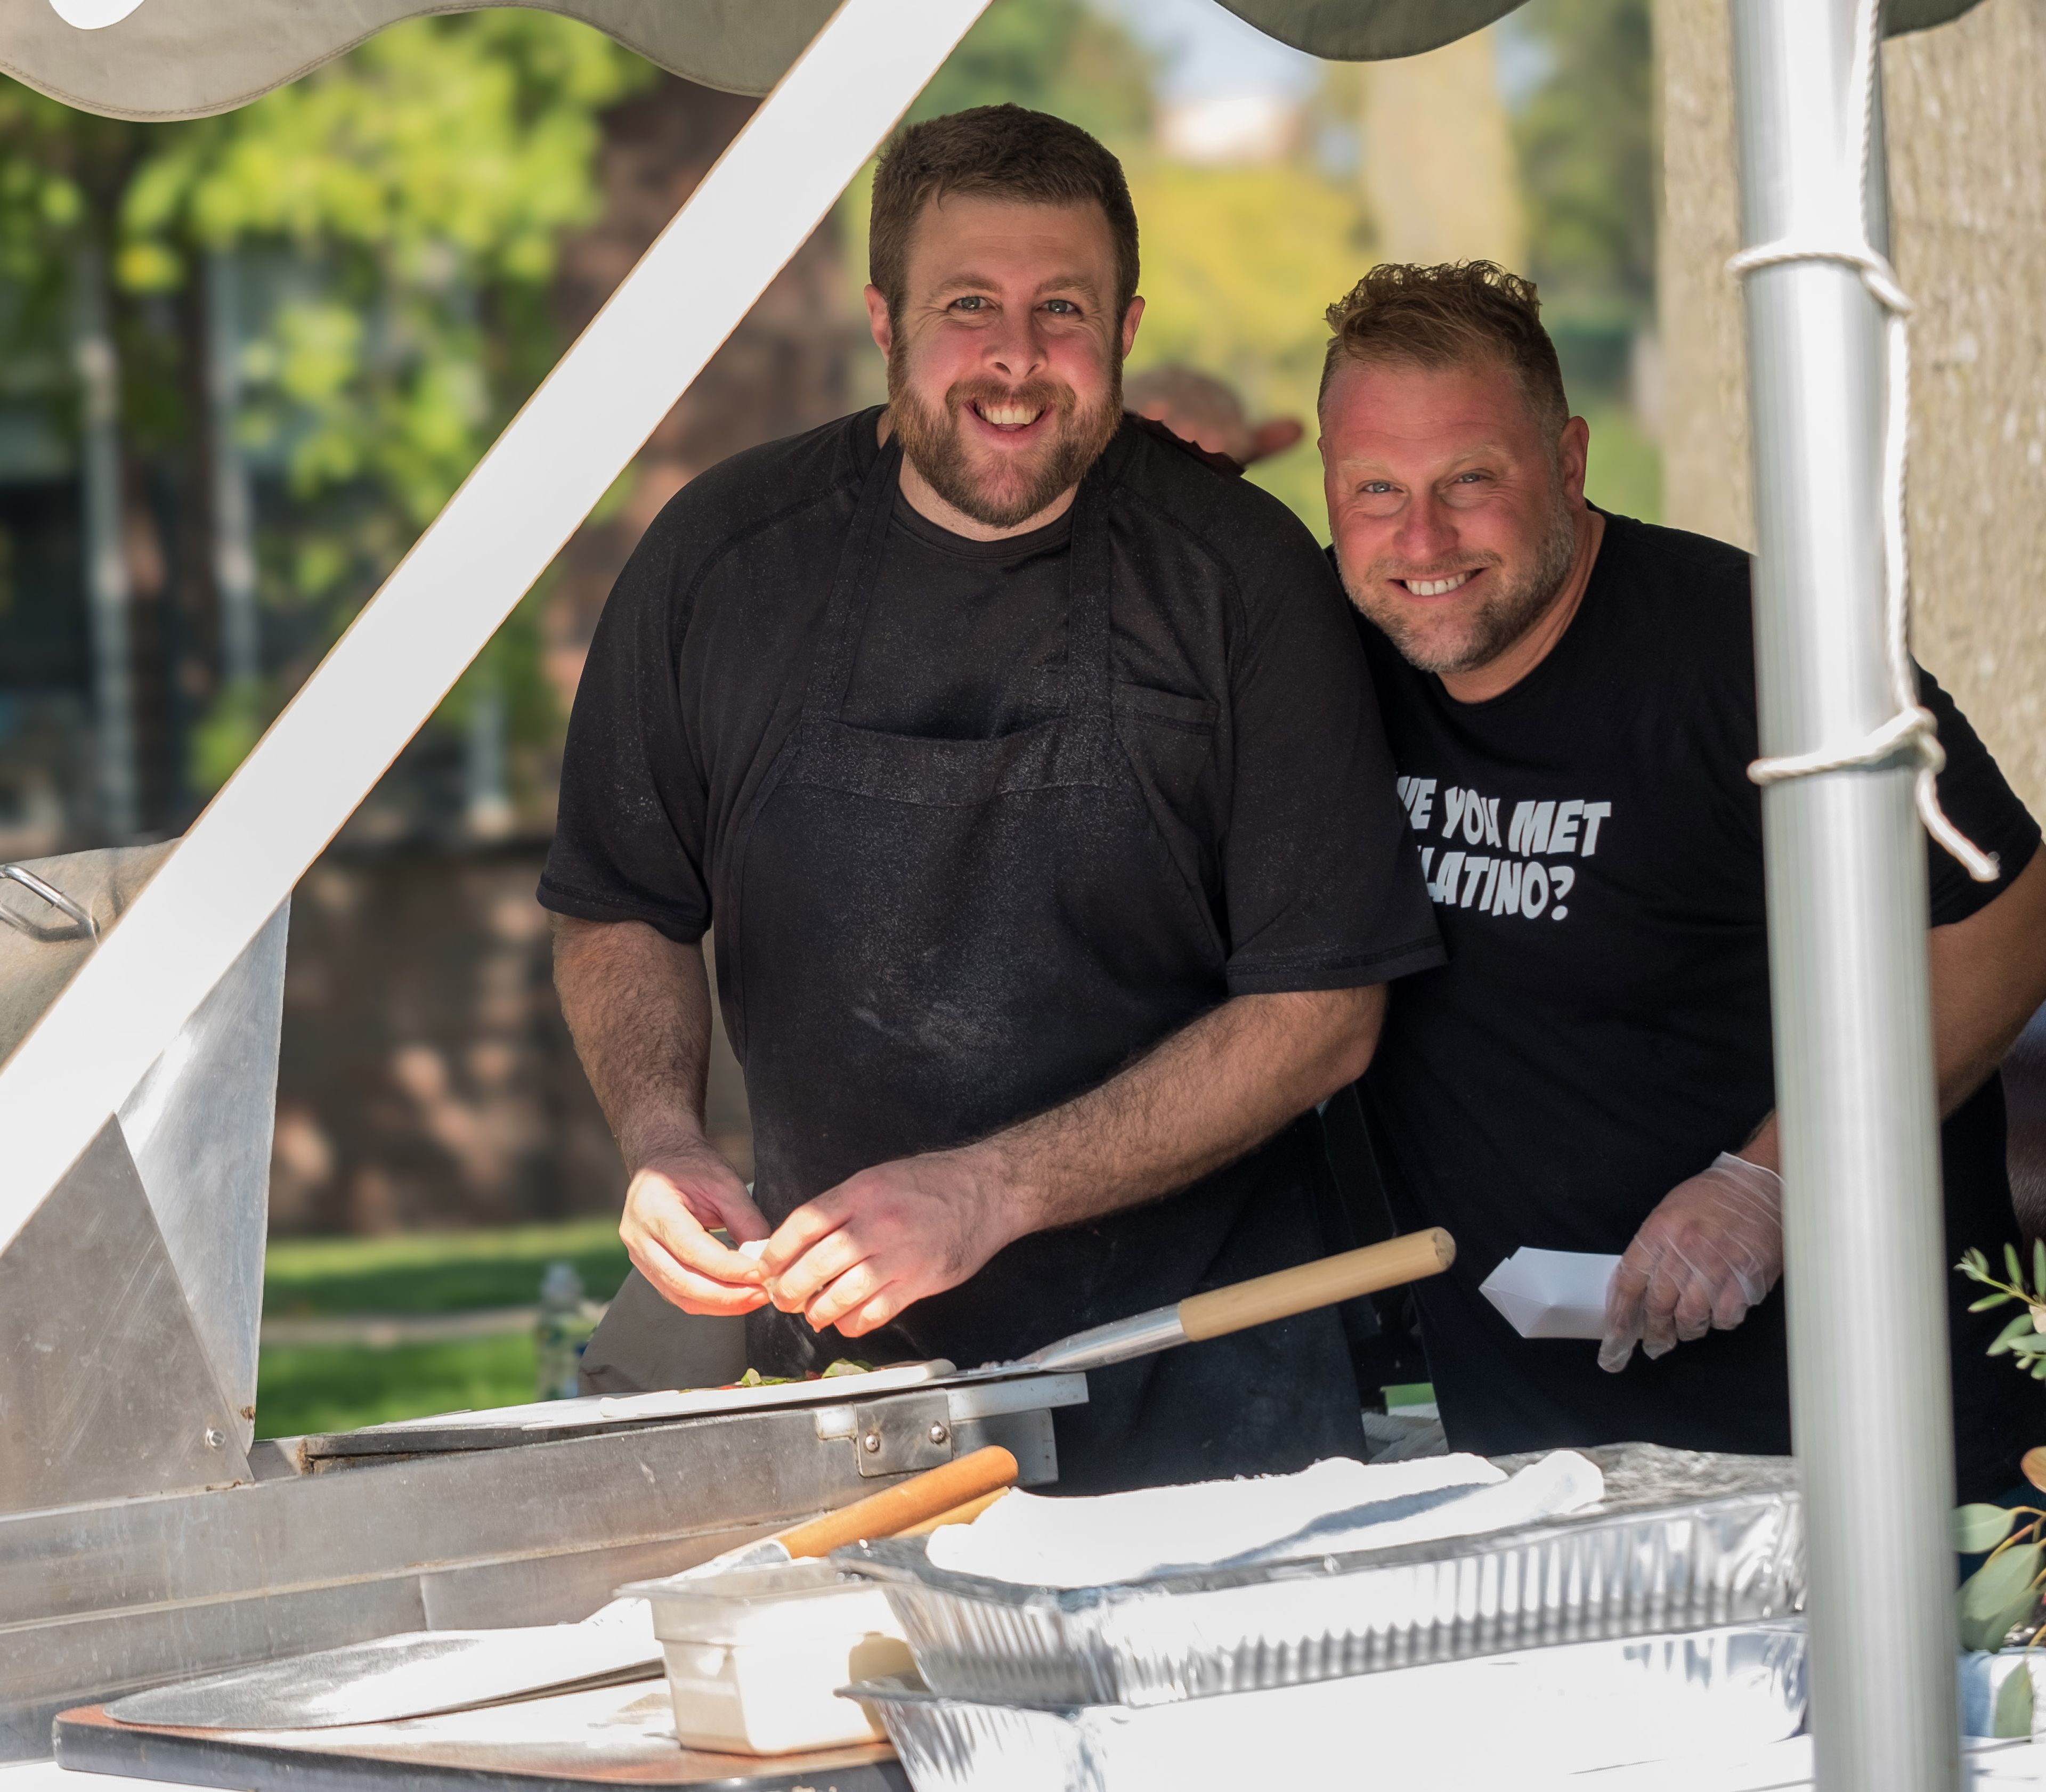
(1109, 416, 1330, 582)
(1598, 512, 1750, 624)
(638, 409, 873, 572)
(1602, 511, 1750, 593)
(1584, 513, 1754, 687)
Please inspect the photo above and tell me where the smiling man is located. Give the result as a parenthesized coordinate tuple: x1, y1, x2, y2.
(539, 107, 1441, 1493)
(1320, 260, 2046, 1500)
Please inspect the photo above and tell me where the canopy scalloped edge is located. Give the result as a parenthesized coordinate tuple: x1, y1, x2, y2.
(0, 0, 1993, 123)
(1210, 0, 1985, 59)
(0, 0, 838, 121)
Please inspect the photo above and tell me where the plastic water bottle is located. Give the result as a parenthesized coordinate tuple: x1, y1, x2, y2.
(534, 1260, 588, 1400)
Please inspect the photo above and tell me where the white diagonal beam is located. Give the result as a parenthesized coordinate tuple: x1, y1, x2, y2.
(0, 0, 989, 1256)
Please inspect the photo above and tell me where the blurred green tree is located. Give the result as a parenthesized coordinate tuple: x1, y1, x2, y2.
(1507, 0, 1660, 520)
(1127, 160, 1374, 536)
(1512, 0, 1655, 313)
(913, 0, 1153, 138)
(0, 17, 648, 807)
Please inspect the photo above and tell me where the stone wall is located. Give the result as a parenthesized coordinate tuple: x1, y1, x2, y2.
(271, 846, 753, 1233)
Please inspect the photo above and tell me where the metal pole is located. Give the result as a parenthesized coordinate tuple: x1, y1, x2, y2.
(72, 235, 137, 840)
(1728, 6, 1961, 1791)
(206, 247, 261, 691)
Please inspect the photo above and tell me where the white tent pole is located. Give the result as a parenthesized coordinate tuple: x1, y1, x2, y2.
(0, 0, 990, 1257)
(1729, 4, 1962, 1790)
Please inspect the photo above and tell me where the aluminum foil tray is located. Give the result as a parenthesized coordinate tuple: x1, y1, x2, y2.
(850, 1621, 1809, 1792)
(840, 1443, 1802, 1709)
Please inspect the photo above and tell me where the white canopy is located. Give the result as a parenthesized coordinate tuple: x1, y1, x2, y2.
(0, 0, 1988, 119)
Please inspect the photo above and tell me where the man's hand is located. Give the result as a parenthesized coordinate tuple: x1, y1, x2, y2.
(1600, 1152, 1783, 1373)
(759, 985, 1384, 1339)
(621, 1134, 773, 1317)
(758, 1148, 1016, 1338)
(1125, 365, 1303, 468)
(551, 917, 774, 1319)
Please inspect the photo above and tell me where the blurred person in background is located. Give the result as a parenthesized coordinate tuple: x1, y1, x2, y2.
(1307, 260, 2046, 1502)
(539, 107, 1442, 1494)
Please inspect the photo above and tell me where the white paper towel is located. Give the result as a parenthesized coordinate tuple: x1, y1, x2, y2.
(1480, 1247, 1622, 1340)
(924, 1450, 1604, 1588)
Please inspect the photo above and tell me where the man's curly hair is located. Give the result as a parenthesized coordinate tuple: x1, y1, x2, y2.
(1319, 261, 1568, 434)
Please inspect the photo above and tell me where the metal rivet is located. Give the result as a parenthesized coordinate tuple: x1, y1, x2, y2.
(861, 1431, 882, 1453)
(927, 1422, 949, 1445)
(204, 1428, 225, 1449)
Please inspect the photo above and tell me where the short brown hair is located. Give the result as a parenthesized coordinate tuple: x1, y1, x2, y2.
(1319, 262, 1568, 434)
(870, 104, 1139, 320)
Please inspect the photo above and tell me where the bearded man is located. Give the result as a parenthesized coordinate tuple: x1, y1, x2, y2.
(1319, 260, 2046, 1501)
(540, 106, 1441, 1493)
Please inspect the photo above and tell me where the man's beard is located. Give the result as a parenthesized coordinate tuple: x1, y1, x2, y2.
(1344, 491, 1579, 677)
(888, 344, 1123, 531)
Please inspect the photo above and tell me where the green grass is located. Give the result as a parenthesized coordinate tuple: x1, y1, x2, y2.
(256, 1335, 539, 1439)
(263, 1217, 631, 1316)
(255, 1217, 632, 1439)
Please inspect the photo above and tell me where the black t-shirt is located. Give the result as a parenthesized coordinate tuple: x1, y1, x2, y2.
(543, 411, 1444, 1487)
(1353, 512, 2041, 1502)
(847, 494, 1073, 737)
(542, 409, 1442, 999)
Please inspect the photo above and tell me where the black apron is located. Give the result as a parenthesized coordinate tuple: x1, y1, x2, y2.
(604, 439, 1363, 1493)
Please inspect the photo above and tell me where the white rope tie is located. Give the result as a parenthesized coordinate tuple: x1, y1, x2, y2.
(1725, 0, 1999, 883)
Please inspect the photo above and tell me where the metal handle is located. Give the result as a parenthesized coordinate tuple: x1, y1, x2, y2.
(0, 865, 98, 941)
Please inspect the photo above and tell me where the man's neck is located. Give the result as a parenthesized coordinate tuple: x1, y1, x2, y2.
(880, 408, 1079, 543)
(1438, 507, 1606, 705)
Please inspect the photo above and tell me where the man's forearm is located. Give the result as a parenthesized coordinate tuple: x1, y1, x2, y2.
(550, 915, 715, 1164)
(1738, 850, 2046, 1177)
(970, 984, 1385, 1239)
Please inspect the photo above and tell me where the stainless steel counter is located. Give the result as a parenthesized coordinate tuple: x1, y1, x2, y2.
(1, 1374, 1082, 1761)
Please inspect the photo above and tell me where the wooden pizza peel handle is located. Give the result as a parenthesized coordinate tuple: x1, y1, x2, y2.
(1178, 1228, 1456, 1343)
(774, 1445, 1019, 1557)
(899, 1486, 1011, 1536)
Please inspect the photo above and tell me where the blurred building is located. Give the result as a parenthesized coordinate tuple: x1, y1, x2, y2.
(1156, 91, 1303, 165)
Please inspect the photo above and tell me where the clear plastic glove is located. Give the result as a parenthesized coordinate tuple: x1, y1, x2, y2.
(1599, 1152, 1784, 1373)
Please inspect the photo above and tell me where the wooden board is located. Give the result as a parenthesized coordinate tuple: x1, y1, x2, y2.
(55, 1683, 907, 1792)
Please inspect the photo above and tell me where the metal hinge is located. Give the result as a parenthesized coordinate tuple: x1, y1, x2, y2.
(814, 1390, 957, 1477)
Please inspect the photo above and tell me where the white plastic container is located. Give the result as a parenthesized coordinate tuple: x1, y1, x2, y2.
(619, 1559, 913, 1755)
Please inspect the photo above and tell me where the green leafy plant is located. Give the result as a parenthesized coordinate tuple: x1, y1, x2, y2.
(1959, 1245, 2046, 1381)
(1952, 1246, 2046, 1734)
(1954, 1500, 2043, 1651)
(1954, 1487, 2044, 1734)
